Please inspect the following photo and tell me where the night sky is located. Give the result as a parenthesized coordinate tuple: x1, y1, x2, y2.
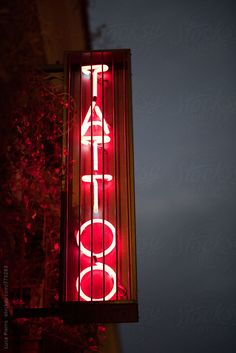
(89, 1, 236, 353)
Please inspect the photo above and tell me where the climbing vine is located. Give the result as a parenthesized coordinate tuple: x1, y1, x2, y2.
(0, 70, 105, 352)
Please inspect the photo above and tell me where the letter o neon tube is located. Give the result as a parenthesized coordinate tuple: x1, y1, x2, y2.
(76, 219, 116, 258)
(76, 263, 116, 301)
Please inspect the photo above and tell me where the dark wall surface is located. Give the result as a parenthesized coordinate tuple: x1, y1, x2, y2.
(89, 1, 236, 352)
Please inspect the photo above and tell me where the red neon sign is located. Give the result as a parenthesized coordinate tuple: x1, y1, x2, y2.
(62, 50, 138, 323)
(79, 62, 116, 301)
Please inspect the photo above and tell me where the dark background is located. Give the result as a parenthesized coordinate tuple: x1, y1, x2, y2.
(89, 1, 236, 353)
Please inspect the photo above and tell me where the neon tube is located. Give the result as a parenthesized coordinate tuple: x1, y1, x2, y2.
(76, 263, 116, 301)
(82, 175, 113, 213)
(82, 65, 109, 97)
(81, 102, 110, 172)
(81, 104, 110, 138)
(77, 218, 116, 258)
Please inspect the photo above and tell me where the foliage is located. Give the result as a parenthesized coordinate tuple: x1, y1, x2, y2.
(13, 317, 106, 353)
(0, 70, 106, 352)
(2, 72, 63, 305)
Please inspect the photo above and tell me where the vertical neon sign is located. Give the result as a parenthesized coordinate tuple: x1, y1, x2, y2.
(62, 50, 138, 323)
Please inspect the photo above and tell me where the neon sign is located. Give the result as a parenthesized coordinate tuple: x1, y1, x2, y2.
(77, 63, 116, 301)
(62, 50, 138, 323)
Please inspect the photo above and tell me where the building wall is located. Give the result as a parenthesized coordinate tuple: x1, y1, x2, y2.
(36, 0, 90, 64)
